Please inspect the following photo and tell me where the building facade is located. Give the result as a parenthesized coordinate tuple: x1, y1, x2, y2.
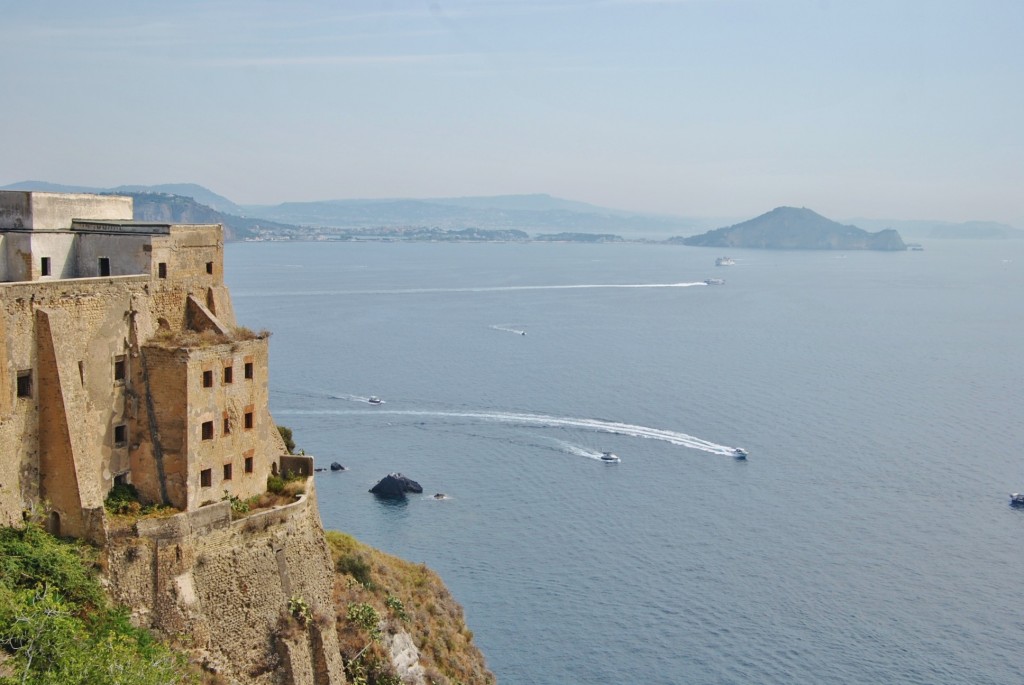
(0, 191, 285, 539)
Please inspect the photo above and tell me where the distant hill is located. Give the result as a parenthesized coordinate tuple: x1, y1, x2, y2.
(1, 181, 243, 214)
(128, 193, 304, 241)
(850, 217, 1024, 240)
(677, 207, 907, 251)
(240, 194, 695, 237)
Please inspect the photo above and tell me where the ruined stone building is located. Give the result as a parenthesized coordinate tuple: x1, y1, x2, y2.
(0, 191, 345, 683)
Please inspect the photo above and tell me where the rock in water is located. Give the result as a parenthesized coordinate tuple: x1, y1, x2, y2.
(330, 462, 345, 471)
(370, 472, 423, 497)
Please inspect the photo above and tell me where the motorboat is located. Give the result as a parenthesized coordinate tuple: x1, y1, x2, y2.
(733, 448, 748, 459)
(368, 396, 383, 405)
(1010, 493, 1024, 506)
(600, 452, 620, 463)
(715, 257, 735, 266)
(704, 278, 725, 286)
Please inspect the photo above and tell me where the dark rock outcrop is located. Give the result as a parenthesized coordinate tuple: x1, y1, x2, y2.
(330, 462, 345, 471)
(369, 473, 423, 497)
(677, 206, 907, 251)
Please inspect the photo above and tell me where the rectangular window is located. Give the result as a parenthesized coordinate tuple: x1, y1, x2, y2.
(41, 257, 51, 277)
(200, 469, 212, 488)
(158, 262, 167, 279)
(244, 411, 253, 430)
(114, 424, 127, 447)
(244, 362, 253, 380)
(223, 415, 231, 435)
(16, 371, 31, 398)
(206, 261, 214, 275)
(223, 463, 233, 481)
(113, 355, 126, 383)
(201, 421, 214, 440)
(244, 456, 254, 474)
(223, 365, 233, 384)
(98, 257, 110, 276)
(202, 370, 213, 388)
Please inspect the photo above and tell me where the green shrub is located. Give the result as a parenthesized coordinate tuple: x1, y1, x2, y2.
(104, 482, 141, 515)
(277, 425, 295, 454)
(337, 553, 374, 588)
(267, 475, 285, 494)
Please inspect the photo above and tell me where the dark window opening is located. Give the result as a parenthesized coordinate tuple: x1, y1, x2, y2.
(200, 469, 212, 487)
(114, 424, 127, 447)
(202, 370, 213, 388)
(48, 512, 60, 537)
(41, 257, 51, 276)
(223, 365, 233, 384)
(98, 257, 110, 277)
(206, 261, 214, 275)
(244, 362, 254, 379)
(223, 416, 231, 435)
(223, 463, 233, 481)
(114, 355, 126, 383)
(16, 371, 31, 398)
(244, 456, 254, 473)
(158, 262, 167, 279)
(244, 412, 253, 430)
(201, 421, 214, 440)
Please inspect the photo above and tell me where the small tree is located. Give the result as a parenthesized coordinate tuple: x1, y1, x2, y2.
(277, 425, 295, 454)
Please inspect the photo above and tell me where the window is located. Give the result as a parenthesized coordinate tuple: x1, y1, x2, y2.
(200, 469, 212, 487)
(158, 262, 167, 279)
(244, 456, 254, 473)
(114, 424, 127, 447)
(16, 371, 31, 398)
(41, 257, 51, 276)
(223, 365, 233, 384)
(98, 257, 110, 276)
(202, 370, 213, 388)
(223, 415, 231, 435)
(244, 411, 253, 430)
(206, 261, 214, 275)
(223, 463, 233, 481)
(244, 362, 254, 380)
(114, 355, 126, 383)
(201, 421, 214, 440)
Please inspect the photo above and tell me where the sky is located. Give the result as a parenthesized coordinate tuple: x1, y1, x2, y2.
(2, 0, 1021, 224)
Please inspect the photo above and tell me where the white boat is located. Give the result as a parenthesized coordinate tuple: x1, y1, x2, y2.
(368, 396, 383, 405)
(600, 452, 620, 463)
(715, 257, 735, 266)
(704, 278, 725, 286)
(1011, 493, 1024, 506)
(733, 448, 748, 459)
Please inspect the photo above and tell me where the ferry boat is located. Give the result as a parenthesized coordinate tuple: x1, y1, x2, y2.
(715, 257, 735, 266)
(600, 452, 621, 463)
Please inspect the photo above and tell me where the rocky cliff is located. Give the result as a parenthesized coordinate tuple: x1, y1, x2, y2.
(678, 206, 907, 250)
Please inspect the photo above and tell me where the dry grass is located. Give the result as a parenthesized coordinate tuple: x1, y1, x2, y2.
(326, 531, 495, 685)
(147, 326, 269, 349)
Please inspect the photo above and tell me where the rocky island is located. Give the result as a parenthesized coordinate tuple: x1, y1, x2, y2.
(676, 206, 907, 251)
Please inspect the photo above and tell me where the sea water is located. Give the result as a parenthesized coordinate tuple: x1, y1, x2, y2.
(227, 240, 1024, 684)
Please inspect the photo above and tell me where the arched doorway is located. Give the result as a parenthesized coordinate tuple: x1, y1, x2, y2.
(48, 511, 61, 537)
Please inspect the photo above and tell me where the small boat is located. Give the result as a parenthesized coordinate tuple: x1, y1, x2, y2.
(704, 278, 725, 286)
(600, 452, 620, 463)
(368, 396, 383, 405)
(715, 257, 735, 266)
(1010, 493, 1024, 506)
(733, 448, 748, 459)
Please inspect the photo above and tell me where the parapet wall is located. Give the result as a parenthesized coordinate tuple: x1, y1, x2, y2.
(105, 478, 345, 684)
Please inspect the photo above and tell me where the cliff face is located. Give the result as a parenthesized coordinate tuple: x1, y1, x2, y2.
(680, 206, 907, 250)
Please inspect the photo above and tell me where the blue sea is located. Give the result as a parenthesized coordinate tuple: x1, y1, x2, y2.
(227, 240, 1024, 684)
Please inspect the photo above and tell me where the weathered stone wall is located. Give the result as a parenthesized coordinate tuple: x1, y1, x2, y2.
(0, 192, 133, 230)
(105, 481, 346, 684)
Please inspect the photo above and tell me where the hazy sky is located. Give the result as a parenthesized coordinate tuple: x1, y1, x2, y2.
(2, 0, 1021, 223)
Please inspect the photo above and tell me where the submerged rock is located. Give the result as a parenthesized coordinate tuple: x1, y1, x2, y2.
(330, 462, 346, 471)
(370, 472, 423, 497)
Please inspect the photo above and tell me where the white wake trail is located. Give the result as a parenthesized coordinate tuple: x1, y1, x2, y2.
(237, 282, 708, 298)
(276, 407, 737, 456)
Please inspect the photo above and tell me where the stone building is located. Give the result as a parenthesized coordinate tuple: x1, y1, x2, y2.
(0, 190, 283, 536)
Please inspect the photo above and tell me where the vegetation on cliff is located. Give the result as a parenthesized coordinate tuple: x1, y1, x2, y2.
(0, 525, 193, 685)
(326, 531, 495, 685)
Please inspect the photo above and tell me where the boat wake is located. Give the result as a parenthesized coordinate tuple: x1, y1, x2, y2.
(237, 282, 709, 298)
(491, 324, 527, 335)
(275, 407, 738, 456)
